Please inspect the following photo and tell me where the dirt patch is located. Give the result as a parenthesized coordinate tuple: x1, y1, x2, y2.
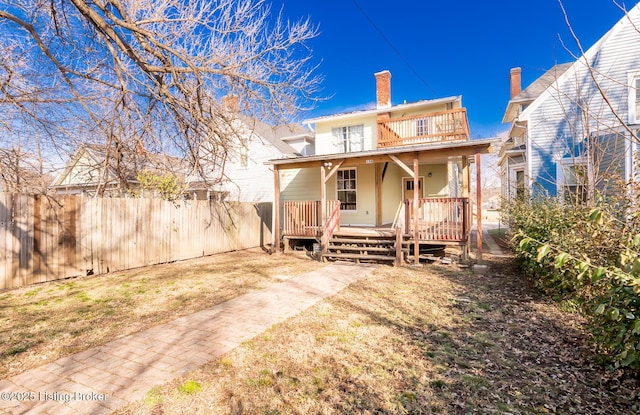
(0, 249, 323, 378)
(116, 254, 639, 414)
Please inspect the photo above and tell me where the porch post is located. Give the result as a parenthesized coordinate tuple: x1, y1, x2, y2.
(462, 156, 471, 258)
(476, 153, 483, 260)
(375, 163, 383, 227)
(413, 151, 420, 264)
(320, 163, 326, 225)
(273, 165, 281, 253)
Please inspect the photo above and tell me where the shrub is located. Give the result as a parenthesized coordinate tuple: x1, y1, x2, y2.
(506, 191, 640, 371)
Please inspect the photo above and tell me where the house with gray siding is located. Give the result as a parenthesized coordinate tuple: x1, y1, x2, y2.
(500, 3, 640, 203)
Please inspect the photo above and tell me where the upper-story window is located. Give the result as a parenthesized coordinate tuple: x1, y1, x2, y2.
(415, 118, 429, 137)
(239, 137, 249, 168)
(331, 125, 363, 153)
(628, 71, 640, 124)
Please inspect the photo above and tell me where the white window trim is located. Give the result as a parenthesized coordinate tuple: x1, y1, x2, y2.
(336, 167, 357, 213)
(627, 71, 640, 124)
(415, 118, 429, 137)
(508, 162, 526, 202)
(332, 125, 364, 153)
(556, 156, 590, 203)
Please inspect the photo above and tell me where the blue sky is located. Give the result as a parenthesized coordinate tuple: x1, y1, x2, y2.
(272, 0, 636, 138)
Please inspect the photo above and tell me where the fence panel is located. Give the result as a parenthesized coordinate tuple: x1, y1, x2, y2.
(0, 194, 273, 289)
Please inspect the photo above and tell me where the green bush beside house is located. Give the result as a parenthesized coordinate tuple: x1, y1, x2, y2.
(506, 193, 640, 371)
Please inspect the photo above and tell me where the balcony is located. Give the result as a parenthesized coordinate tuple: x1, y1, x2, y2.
(377, 108, 470, 148)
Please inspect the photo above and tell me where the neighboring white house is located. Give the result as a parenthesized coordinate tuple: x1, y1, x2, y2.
(500, 3, 640, 203)
(192, 96, 314, 202)
(199, 112, 312, 203)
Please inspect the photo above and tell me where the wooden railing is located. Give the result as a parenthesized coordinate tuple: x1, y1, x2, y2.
(320, 201, 341, 253)
(283, 200, 340, 237)
(377, 108, 470, 148)
(404, 197, 469, 242)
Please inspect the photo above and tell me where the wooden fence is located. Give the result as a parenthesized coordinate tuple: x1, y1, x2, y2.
(0, 193, 272, 290)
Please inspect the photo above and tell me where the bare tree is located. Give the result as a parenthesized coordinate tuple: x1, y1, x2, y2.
(0, 0, 320, 194)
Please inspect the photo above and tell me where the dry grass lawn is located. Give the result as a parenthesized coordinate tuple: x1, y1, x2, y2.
(114, 256, 639, 415)
(0, 248, 323, 379)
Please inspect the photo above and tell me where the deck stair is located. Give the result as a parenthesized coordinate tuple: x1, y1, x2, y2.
(322, 229, 410, 264)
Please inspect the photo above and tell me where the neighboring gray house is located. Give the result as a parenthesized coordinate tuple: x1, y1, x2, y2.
(500, 3, 640, 203)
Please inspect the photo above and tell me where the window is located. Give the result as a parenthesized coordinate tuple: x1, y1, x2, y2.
(636, 78, 640, 122)
(415, 117, 429, 137)
(337, 168, 357, 211)
(561, 160, 588, 204)
(240, 149, 248, 168)
(508, 163, 526, 202)
(515, 170, 525, 200)
(332, 125, 363, 153)
(628, 71, 640, 124)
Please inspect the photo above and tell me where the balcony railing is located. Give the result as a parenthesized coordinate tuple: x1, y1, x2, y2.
(377, 108, 470, 148)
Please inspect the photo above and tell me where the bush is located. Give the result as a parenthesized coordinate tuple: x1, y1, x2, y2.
(506, 192, 640, 371)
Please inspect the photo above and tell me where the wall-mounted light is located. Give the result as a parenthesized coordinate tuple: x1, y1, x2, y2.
(323, 161, 333, 168)
(428, 172, 432, 178)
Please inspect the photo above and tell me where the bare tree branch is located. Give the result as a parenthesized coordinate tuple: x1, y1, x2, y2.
(0, 0, 321, 194)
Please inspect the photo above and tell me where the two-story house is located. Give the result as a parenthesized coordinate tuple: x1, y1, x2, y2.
(500, 3, 640, 204)
(268, 70, 496, 263)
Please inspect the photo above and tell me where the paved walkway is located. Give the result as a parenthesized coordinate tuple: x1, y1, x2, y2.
(471, 222, 508, 256)
(0, 262, 377, 415)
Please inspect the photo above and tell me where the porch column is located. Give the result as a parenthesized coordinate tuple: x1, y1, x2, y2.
(375, 163, 383, 227)
(320, 163, 326, 225)
(413, 151, 420, 264)
(476, 153, 483, 260)
(462, 156, 471, 258)
(273, 164, 281, 252)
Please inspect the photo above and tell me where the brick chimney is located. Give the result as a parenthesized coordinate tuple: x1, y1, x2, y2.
(375, 70, 391, 109)
(510, 67, 522, 99)
(222, 94, 239, 113)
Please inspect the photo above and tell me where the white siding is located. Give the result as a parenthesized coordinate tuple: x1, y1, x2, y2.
(224, 132, 286, 203)
(314, 115, 377, 155)
(280, 168, 321, 201)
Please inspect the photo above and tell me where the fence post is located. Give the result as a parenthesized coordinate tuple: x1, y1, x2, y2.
(395, 225, 402, 266)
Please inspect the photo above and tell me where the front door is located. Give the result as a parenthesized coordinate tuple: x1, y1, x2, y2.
(403, 177, 424, 220)
(403, 177, 424, 202)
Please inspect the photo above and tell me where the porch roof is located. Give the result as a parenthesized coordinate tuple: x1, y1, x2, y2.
(266, 137, 499, 170)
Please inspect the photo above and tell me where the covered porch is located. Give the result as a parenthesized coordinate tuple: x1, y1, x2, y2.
(269, 139, 496, 263)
